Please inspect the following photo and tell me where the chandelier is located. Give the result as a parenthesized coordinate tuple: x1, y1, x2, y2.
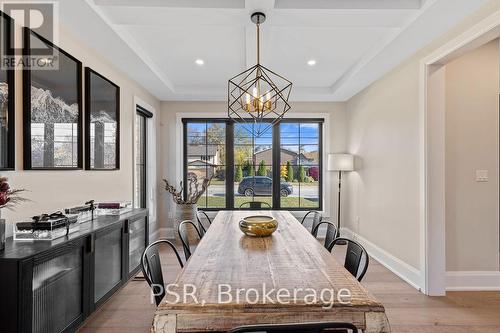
(228, 12, 292, 137)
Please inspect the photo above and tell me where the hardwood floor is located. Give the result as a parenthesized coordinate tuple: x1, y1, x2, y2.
(78, 241, 500, 333)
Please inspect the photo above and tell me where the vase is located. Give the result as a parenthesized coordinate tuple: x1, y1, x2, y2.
(174, 203, 198, 239)
(0, 218, 5, 252)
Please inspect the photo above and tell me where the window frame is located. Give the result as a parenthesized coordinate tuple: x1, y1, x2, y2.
(182, 118, 323, 211)
(135, 106, 152, 209)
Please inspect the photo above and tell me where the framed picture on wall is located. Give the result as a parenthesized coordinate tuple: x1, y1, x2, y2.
(85, 68, 120, 170)
(0, 11, 15, 170)
(22, 27, 83, 170)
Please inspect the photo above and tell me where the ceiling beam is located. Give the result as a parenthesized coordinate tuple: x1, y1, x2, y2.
(93, 0, 245, 8)
(329, 0, 436, 94)
(84, 0, 176, 93)
(331, 0, 490, 100)
(274, 0, 422, 10)
(95, 0, 422, 10)
(245, 0, 276, 13)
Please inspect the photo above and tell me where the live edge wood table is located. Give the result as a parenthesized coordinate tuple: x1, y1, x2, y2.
(153, 211, 390, 333)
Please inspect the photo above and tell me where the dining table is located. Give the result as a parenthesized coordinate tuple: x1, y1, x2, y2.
(152, 210, 391, 332)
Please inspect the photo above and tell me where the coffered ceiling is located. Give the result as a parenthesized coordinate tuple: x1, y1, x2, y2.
(60, 0, 489, 101)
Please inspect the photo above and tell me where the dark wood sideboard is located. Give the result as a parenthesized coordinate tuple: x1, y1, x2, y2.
(0, 208, 149, 333)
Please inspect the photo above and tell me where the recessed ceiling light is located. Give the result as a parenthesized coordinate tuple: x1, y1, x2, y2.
(195, 59, 204, 66)
(307, 59, 317, 66)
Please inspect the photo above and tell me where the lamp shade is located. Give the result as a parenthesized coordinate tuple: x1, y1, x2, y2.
(328, 154, 354, 171)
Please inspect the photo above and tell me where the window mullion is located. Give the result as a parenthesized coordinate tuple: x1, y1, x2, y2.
(182, 120, 188, 203)
(272, 122, 280, 209)
(226, 121, 234, 209)
(319, 122, 323, 211)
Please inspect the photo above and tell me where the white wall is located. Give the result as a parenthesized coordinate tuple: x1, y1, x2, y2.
(345, 60, 422, 269)
(158, 101, 347, 237)
(344, 0, 500, 289)
(0, 24, 160, 237)
(444, 40, 499, 271)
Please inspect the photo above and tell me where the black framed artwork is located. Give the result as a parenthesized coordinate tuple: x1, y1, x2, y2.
(23, 27, 83, 170)
(0, 11, 15, 170)
(85, 68, 120, 170)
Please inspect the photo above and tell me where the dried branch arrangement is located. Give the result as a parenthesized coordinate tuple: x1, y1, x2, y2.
(0, 177, 28, 210)
(163, 176, 212, 205)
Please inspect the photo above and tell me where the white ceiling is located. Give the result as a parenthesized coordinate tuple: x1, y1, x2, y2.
(59, 0, 490, 101)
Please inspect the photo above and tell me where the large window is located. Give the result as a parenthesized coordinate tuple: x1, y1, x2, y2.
(280, 123, 321, 209)
(234, 123, 273, 208)
(186, 121, 226, 209)
(183, 119, 323, 210)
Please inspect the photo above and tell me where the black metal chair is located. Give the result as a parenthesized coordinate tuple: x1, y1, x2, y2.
(328, 237, 369, 282)
(140, 239, 184, 306)
(228, 322, 358, 333)
(239, 201, 271, 209)
(196, 210, 212, 237)
(311, 220, 338, 249)
(301, 211, 322, 235)
(178, 220, 203, 261)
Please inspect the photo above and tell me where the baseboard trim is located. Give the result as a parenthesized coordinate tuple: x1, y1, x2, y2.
(446, 271, 500, 291)
(342, 228, 422, 291)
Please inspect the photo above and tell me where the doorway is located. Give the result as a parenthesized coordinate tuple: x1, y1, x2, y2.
(422, 21, 500, 294)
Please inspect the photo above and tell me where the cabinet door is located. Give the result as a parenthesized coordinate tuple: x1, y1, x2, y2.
(93, 225, 123, 305)
(127, 217, 147, 274)
(32, 241, 87, 333)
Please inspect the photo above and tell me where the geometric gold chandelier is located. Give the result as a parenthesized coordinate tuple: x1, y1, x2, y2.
(228, 12, 292, 137)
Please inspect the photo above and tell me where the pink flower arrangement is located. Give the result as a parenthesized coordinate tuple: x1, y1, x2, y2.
(0, 177, 26, 209)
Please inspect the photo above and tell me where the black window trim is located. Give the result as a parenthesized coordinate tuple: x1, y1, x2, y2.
(182, 118, 324, 211)
(136, 109, 148, 209)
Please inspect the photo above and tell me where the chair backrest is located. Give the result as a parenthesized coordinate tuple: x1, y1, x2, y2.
(178, 220, 203, 261)
(301, 211, 322, 235)
(196, 210, 212, 237)
(311, 221, 338, 249)
(141, 239, 183, 306)
(239, 201, 271, 209)
(328, 237, 369, 282)
(228, 322, 358, 333)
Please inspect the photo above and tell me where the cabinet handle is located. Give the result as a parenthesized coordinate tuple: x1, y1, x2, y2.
(124, 220, 130, 234)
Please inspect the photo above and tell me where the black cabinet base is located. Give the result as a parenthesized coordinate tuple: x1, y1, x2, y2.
(0, 209, 149, 333)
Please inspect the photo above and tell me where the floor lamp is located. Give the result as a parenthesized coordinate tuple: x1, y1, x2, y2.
(328, 154, 354, 243)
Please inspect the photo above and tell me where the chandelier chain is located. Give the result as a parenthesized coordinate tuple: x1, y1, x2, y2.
(257, 22, 260, 65)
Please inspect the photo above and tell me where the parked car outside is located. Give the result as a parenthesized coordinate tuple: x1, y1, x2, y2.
(237, 176, 293, 197)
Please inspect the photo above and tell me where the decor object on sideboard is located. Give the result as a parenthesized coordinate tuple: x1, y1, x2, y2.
(0, 177, 26, 251)
(228, 12, 292, 137)
(23, 27, 83, 170)
(14, 211, 79, 241)
(85, 67, 120, 170)
(163, 176, 212, 231)
(0, 12, 15, 170)
(94, 201, 132, 216)
(64, 199, 96, 223)
(328, 154, 355, 243)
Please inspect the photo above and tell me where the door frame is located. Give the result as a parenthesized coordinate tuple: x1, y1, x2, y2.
(420, 8, 500, 295)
